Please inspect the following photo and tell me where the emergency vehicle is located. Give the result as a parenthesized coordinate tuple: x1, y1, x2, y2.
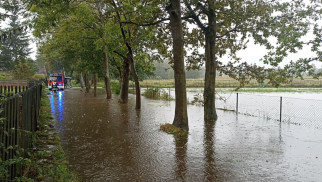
(48, 74, 64, 90)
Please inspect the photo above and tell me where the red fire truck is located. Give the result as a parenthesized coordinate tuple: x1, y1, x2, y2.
(48, 74, 64, 90)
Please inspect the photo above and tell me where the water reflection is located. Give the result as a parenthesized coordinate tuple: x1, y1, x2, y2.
(204, 122, 216, 181)
(57, 91, 64, 122)
(49, 91, 64, 131)
(174, 134, 188, 181)
(49, 92, 55, 114)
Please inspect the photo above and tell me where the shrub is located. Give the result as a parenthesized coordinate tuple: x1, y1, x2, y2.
(111, 81, 120, 94)
(0, 72, 7, 79)
(33, 74, 46, 80)
(143, 88, 173, 100)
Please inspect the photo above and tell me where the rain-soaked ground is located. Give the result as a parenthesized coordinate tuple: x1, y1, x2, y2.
(49, 88, 322, 182)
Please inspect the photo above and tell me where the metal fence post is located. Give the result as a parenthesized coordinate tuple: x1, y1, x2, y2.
(280, 96, 282, 122)
(236, 93, 239, 114)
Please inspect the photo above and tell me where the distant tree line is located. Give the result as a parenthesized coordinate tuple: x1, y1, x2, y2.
(152, 60, 205, 79)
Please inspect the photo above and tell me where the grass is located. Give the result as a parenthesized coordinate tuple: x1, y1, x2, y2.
(71, 76, 322, 93)
(139, 76, 322, 88)
(29, 88, 77, 181)
(160, 123, 188, 140)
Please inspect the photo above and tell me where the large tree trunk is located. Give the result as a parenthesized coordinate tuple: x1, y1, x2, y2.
(128, 52, 141, 109)
(93, 73, 97, 97)
(168, 0, 188, 130)
(119, 57, 130, 103)
(204, 1, 217, 122)
(103, 48, 112, 99)
(80, 72, 85, 88)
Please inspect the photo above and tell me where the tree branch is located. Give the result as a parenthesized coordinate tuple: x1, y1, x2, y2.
(113, 50, 127, 59)
(216, 25, 240, 39)
(121, 17, 170, 26)
(184, 1, 207, 32)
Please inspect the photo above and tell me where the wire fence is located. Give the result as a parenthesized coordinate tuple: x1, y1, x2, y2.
(139, 86, 322, 128)
(215, 92, 322, 128)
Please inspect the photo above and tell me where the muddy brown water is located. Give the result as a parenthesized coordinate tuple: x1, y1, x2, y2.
(49, 88, 322, 182)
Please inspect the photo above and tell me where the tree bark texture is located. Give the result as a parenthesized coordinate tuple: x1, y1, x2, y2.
(204, 0, 218, 122)
(80, 72, 85, 89)
(127, 51, 141, 109)
(85, 73, 90, 94)
(103, 49, 112, 99)
(168, 0, 189, 130)
(119, 57, 130, 104)
(93, 73, 97, 97)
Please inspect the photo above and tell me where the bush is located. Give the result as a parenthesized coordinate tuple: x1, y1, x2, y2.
(143, 88, 173, 100)
(0, 72, 7, 79)
(33, 74, 46, 80)
(13, 59, 34, 80)
(111, 81, 120, 94)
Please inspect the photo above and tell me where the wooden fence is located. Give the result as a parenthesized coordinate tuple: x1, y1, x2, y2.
(0, 80, 42, 181)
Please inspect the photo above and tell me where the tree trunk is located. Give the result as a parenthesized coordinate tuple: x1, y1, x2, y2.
(168, 0, 189, 130)
(119, 57, 130, 103)
(80, 72, 85, 88)
(93, 73, 97, 97)
(128, 52, 141, 110)
(204, 1, 217, 122)
(85, 73, 90, 93)
(103, 48, 112, 99)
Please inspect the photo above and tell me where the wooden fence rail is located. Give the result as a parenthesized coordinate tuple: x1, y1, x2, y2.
(0, 81, 42, 181)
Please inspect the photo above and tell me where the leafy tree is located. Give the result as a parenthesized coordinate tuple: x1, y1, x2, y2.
(182, 0, 322, 122)
(13, 58, 35, 79)
(0, 0, 32, 71)
(29, 0, 157, 104)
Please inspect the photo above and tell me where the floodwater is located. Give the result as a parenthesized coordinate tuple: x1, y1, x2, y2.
(49, 88, 322, 182)
(143, 88, 322, 127)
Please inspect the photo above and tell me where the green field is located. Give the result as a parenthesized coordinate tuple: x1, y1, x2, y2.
(135, 76, 322, 88)
(71, 76, 322, 92)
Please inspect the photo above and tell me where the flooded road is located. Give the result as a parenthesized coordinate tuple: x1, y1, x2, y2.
(49, 88, 322, 181)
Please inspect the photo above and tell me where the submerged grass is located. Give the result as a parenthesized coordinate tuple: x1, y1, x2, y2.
(143, 88, 174, 101)
(160, 123, 188, 140)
